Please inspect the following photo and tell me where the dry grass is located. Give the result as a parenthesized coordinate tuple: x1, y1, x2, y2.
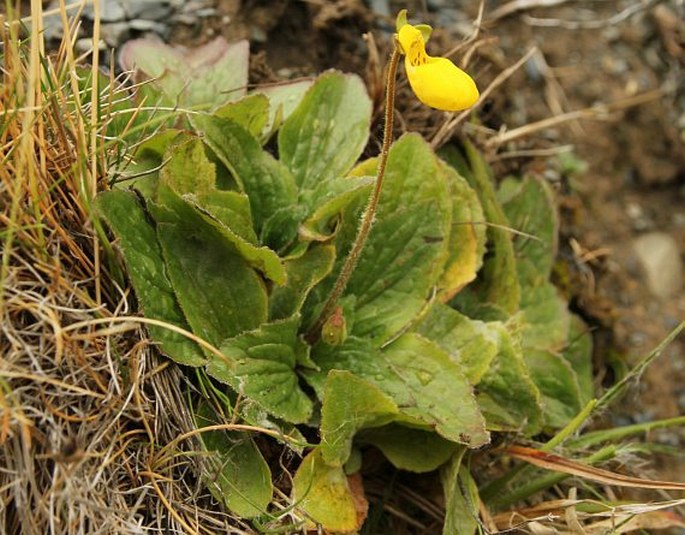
(0, 5, 254, 534)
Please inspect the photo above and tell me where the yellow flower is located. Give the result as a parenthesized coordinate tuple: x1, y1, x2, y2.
(395, 11, 479, 112)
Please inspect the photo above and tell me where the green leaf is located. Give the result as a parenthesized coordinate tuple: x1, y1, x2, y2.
(292, 449, 363, 533)
(441, 449, 479, 535)
(119, 37, 249, 109)
(190, 189, 256, 244)
(96, 190, 206, 366)
(190, 114, 298, 238)
(195, 403, 272, 518)
(214, 93, 270, 139)
(183, 190, 287, 284)
(299, 176, 373, 242)
(153, 186, 268, 347)
(436, 161, 487, 301)
(360, 424, 460, 472)
(116, 130, 180, 191)
(278, 71, 372, 190)
(563, 314, 594, 405)
(524, 348, 582, 429)
(270, 245, 336, 321)
(159, 134, 215, 195)
(520, 282, 570, 352)
(206, 315, 313, 424)
(254, 79, 313, 140)
(306, 334, 489, 447)
(259, 204, 309, 253)
(476, 323, 543, 435)
(320, 371, 399, 467)
(346, 134, 452, 342)
(156, 137, 287, 283)
(446, 143, 521, 318)
(499, 175, 558, 286)
(417, 303, 499, 385)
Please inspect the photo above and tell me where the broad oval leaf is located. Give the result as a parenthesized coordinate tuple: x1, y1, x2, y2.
(269, 245, 336, 321)
(190, 114, 298, 239)
(119, 37, 249, 109)
(441, 450, 479, 535)
(278, 71, 372, 190)
(96, 190, 206, 366)
(447, 142, 521, 318)
(306, 333, 489, 448)
(214, 93, 270, 139)
(524, 348, 583, 429)
(158, 134, 286, 284)
(360, 424, 460, 473)
(152, 186, 268, 347)
(498, 175, 558, 286)
(320, 370, 399, 467)
(346, 134, 452, 342)
(436, 161, 486, 301)
(206, 315, 314, 424)
(476, 323, 543, 435)
(417, 303, 499, 385)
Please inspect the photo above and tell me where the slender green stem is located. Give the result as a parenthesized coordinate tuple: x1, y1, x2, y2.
(480, 399, 598, 502)
(306, 44, 402, 343)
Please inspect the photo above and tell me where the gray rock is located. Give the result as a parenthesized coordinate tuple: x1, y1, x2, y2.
(633, 232, 683, 299)
(125, 0, 173, 20)
(100, 22, 132, 47)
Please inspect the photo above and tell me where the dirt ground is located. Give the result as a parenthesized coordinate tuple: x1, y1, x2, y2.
(174, 0, 685, 482)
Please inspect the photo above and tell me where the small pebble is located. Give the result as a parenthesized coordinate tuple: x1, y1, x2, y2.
(633, 232, 683, 299)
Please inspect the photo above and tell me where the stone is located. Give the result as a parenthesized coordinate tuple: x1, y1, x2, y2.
(100, 22, 131, 47)
(633, 232, 683, 299)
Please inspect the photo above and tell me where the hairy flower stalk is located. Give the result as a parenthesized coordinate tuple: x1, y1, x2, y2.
(307, 10, 479, 343)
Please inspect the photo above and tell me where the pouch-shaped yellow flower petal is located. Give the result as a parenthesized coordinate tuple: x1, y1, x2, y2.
(398, 23, 479, 112)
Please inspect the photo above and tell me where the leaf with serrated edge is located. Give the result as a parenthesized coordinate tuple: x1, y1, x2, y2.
(417, 303, 499, 385)
(278, 71, 372, 190)
(306, 334, 489, 447)
(270, 245, 336, 321)
(346, 134, 452, 342)
(207, 315, 313, 424)
(320, 371, 399, 467)
(153, 186, 268, 347)
(96, 190, 206, 366)
(190, 114, 298, 237)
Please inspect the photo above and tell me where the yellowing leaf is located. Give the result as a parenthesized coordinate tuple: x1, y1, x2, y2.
(293, 449, 366, 533)
(436, 161, 486, 302)
(320, 371, 399, 466)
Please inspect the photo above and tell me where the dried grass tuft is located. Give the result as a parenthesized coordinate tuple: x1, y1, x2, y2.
(0, 6, 250, 535)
